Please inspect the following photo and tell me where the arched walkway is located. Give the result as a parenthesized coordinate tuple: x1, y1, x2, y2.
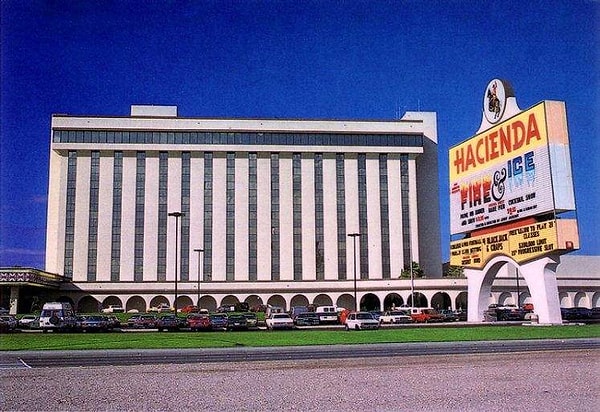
(384, 293, 404, 311)
(431, 292, 452, 310)
(313, 294, 333, 307)
(361, 293, 380, 312)
(78, 295, 100, 313)
(267, 295, 286, 309)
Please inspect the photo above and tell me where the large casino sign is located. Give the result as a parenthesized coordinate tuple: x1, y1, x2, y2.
(450, 79, 579, 269)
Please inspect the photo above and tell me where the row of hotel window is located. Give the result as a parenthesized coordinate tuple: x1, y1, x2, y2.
(53, 130, 423, 147)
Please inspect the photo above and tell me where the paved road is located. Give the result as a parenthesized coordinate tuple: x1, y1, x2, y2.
(2, 349, 598, 411)
(1, 338, 599, 367)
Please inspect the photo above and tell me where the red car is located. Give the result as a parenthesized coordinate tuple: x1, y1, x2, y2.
(187, 314, 211, 331)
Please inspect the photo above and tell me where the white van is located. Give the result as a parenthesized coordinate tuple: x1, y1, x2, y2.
(39, 302, 78, 332)
(315, 306, 338, 324)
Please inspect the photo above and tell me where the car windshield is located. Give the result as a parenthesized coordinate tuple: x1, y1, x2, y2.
(356, 313, 374, 320)
(274, 314, 289, 318)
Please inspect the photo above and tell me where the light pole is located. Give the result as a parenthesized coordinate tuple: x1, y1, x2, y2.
(194, 248, 204, 308)
(168, 211, 184, 312)
(348, 233, 361, 311)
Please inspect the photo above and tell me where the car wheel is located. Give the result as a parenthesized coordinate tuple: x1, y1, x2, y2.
(344, 324, 349, 331)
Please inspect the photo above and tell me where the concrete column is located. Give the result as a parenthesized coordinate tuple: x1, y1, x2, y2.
(519, 255, 562, 324)
(9, 286, 19, 315)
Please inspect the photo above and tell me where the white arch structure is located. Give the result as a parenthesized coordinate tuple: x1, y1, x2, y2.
(466, 254, 562, 324)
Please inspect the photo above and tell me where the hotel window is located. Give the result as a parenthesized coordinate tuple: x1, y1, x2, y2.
(271, 153, 280, 281)
(111, 152, 123, 282)
(203, 152, 213, 281)
(134, 152, 145, 282)
(157, 152, 168, 281)
(87, 151, 100, 281)
(63, 151, 77, 279)
(357, 154, 369, 279)
(181, 152, 191, 281)
(379, 154, 391, 279)
(336, 154, 347, 280)
(226, 152, 235, 280)
(248, 153, 258, 281)
(400, 154, 411, 267)
(293, 153, 302, 280)
(314, 154, 324, 280)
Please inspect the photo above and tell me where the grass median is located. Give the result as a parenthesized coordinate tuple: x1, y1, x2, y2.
(2, 324, 599, 351)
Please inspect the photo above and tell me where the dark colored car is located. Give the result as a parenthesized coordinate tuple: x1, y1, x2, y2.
(209, 314, 228, 330)
(226, 314, 248, 330)
(561, 307, 592, 320)
(243, 312, 258, 328)
(187, 314, 212, 331)
(454, 310, 468, 321)
(294, 312, 320, 326)
(439, 310, 458, 322)
(78, 315, 109, 332)
(157, 314, 185, 331)
(0, 315, 18, 333)
(127, 314, 158, 329)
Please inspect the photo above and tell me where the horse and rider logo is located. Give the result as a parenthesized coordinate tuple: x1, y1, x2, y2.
(483, 79, 507, 124)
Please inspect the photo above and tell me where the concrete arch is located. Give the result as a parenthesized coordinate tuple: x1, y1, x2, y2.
(408, 292, 428, 307)
(102, 295, 123, 309)
(126, 296, 146, 312)
(384, 293, 404, 310)
(361, 293, 380, 311)
(559, 292, 570, 307)
(150, 296, 169, 308)
(199, 295, 217, 311)
(431, 292, 452, 310)
(290, 294, 309, 308)
(245, 295, 263, 309)
(58, 296, 75, 305)
(498, 292, 513, 306)
(267, 295, 286, 310)
(221, 295, 239, 307)
(574, 292, 589, 308)
(466, 254, 562, 324)
(336, 294, 354, 310)
(78, 295, 100, 313)
(177, 295, 193, 309)
(455, 292, 468, 310)
(592, 292, 600, 308)
(520, 292, 532, 305)
(313, 294, 333, 307)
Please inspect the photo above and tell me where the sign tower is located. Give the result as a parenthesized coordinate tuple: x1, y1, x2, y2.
(449, 79, 579, 324)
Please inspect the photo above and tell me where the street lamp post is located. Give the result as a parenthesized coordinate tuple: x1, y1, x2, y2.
(168, 212, 184, 312)
(194, 248, 204, 308)
(348, 233, 361, 311)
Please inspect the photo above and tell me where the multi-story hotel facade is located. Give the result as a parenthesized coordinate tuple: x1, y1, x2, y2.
(44, 105, 443, 312)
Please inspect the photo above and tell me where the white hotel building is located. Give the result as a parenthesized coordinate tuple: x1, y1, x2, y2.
(44, 105, 444, 312)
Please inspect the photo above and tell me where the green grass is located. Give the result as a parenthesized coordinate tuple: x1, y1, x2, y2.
(2, 324, 599, 351)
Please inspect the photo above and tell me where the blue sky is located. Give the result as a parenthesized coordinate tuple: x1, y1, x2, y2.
(1, 0, 598, 269)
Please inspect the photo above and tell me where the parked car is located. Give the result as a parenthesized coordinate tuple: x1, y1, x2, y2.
(18, 315, 38, 329)
(561, 307, 592, 320)
(209, 314, 228, 330)
(379, 310, 412, 324)
(127, 314, 158, 329)
(104, 315, 121, 330)
(157, 315, 185, 331)
(0, 307, 9, 315)
(187, 314, 212, 331)
(149, 304, 171, 313)
(243, 312, 258, 328)
(78, 315, 109, 332)
(315, 311, 338, 325)
(226, 314, 249, 330)
(102, 305, 124, 313)
(181, 305, 199, 314)
(439, 309, 458, 322)
(0, 315, 18, 333)
(344, 312, 380, 331)
(294, 312, 320, 326)
(454, 310, 468, 321)
(265, 313, 294, 330)
(484, 305, 525, 322)
(409, 308, 444, 323)
(369, 311, 383, 321)
(39, 302, 78, 332)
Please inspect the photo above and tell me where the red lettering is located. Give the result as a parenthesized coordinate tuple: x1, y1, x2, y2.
(526, 113, 541, 145)
(512, 120, 525, 150)
(488, 131, 499, 160)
